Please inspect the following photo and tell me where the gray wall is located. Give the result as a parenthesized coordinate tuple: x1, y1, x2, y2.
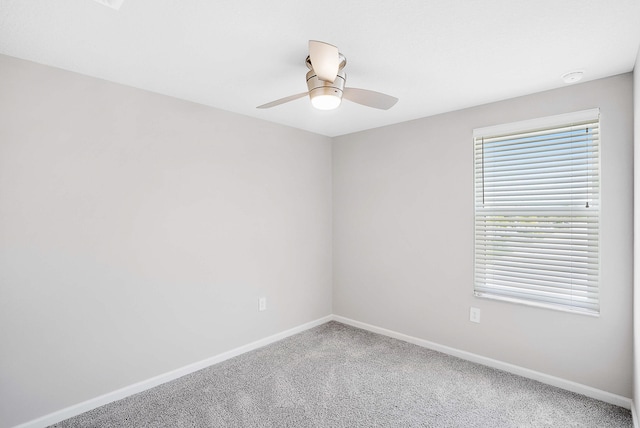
(634, 49, 639, 412)
(0, 55, 333, 427)
(333, 74, 633, 397)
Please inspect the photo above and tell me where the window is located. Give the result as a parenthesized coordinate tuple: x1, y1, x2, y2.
(474, 109, 600, 315)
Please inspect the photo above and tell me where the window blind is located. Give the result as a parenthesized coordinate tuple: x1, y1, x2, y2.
(474, 109, 600, 314)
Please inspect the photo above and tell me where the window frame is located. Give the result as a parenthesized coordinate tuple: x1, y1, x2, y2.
(473, 108, 601, 316)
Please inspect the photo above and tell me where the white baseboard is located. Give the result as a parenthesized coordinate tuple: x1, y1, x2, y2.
(13, 315, 333, 428)
(331, 315, 632, 410)
(632, 400, 639, 428)
(12, 313, 632, 428)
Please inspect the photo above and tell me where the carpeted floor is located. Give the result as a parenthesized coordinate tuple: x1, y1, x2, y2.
(51, 321, 632, 427)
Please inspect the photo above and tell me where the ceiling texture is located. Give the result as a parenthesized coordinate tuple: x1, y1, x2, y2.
(1, 0, 639, 137)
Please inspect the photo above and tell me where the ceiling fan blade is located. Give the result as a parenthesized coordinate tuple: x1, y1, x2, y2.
(309, 40, 339, 83)
(343, 88, 398, 110)
(256, 92, 308, 109)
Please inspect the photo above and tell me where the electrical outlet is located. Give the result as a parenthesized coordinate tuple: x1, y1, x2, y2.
(470, 307, 481, 323)
(258, 297, 266, 312)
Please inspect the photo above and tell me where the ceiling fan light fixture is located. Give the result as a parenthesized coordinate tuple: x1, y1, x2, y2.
(310, 90, 342, 110)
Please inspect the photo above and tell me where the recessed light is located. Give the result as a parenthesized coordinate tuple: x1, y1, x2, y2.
(561, 71, 584, 84)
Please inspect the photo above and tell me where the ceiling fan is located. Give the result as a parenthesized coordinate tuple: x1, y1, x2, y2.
(257, 40, 398, 111)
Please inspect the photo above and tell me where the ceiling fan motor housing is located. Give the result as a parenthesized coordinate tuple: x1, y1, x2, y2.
(306, 69, 346, 109)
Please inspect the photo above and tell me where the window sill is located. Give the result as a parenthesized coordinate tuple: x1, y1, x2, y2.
(473, 292, 600, 317)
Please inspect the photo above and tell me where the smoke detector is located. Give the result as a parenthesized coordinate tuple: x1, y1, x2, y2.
(91, 0, 125, 10)
(561, 71, 584, 84)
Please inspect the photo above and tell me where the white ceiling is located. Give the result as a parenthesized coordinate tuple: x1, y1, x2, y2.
(1, 0, 639, 137)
